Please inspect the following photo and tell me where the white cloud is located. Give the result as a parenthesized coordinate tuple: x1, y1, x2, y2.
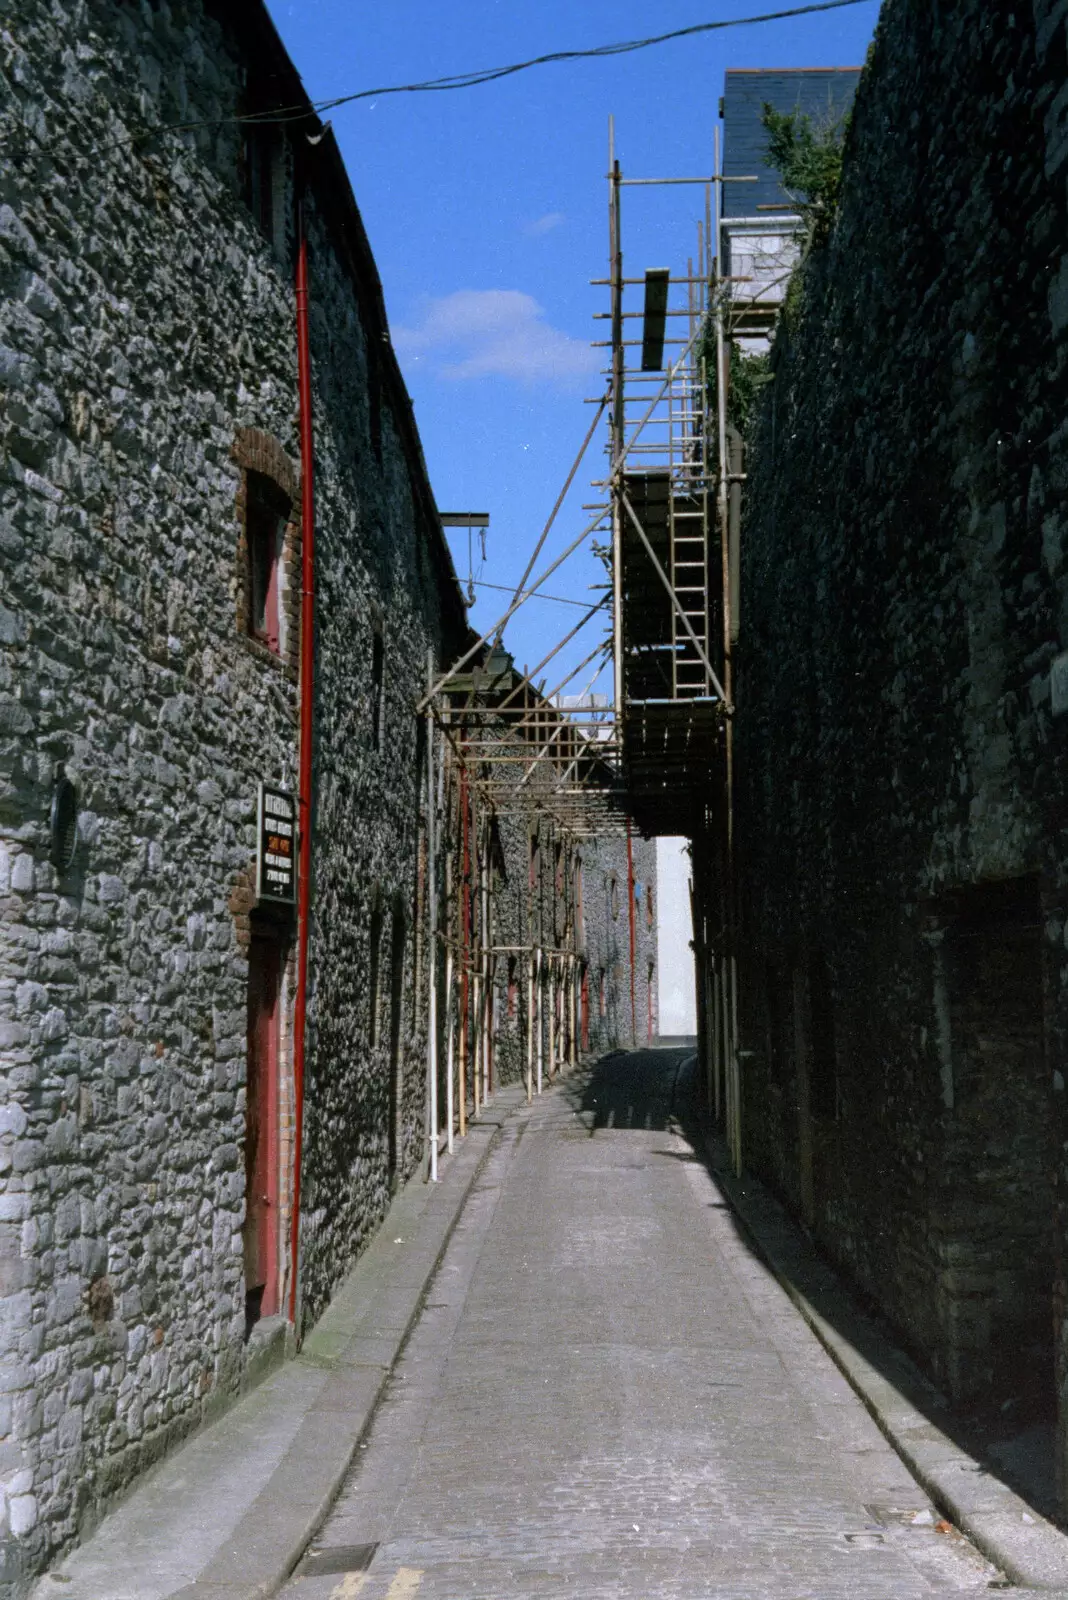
(394, 290, 596, 386)
(522, 211, 566, 237)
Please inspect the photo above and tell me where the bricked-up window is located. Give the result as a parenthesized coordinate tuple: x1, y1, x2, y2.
(371, 621, 385, 752)
(413, 834, 426, 1001)
(388, 904, 406, 1181)
(766, 959, 789, 1083)
(246, 473, 287, 653)
(243, 123, 281, 251)
(489, 816, 506, 896)
(808, 952, 838, 1120)
(937, 875, 1052, 1405)
(365, 330, 384, 465)
(529, 831, 542, 929)
(943, 876, 1044, 1102)
(369, 897, 383, 1047)
(412, 719, 427, 995)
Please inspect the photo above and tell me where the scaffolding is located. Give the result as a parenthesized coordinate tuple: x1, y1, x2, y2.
(590, 122, 747, 840)
(418, 677, 606, 1195)
(590, 121, 765, 1173)
(418, 129, 747, 843)
(418, 121, 767, 1175)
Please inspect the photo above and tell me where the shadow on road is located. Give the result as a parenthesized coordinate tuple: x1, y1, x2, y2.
(566, 1047, 683, 1133)
(564, 1043, 1060, 1531)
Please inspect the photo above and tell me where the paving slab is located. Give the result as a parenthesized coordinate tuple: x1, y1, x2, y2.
(275, 1050, 1010, 1599)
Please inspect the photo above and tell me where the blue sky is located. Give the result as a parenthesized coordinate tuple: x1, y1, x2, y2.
(265, 0, 881, 690)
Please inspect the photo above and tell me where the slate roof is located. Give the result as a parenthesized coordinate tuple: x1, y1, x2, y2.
(722, 68, 862, 219)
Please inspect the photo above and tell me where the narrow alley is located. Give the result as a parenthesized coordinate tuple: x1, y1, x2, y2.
(6, 2, 1068, 1596)
(270, 1049, 1000, 1600)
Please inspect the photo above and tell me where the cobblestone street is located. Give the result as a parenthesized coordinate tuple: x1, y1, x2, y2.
(279, 1050, 1002, 1600)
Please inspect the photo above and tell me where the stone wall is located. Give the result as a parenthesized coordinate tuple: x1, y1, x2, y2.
(0, 0, 466, 1587)
(441, 798, 658, 1098)
(736, 0, 1068, 1455)
(582, 836, 658, 1053)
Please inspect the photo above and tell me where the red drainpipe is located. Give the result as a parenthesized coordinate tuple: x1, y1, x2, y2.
(626, 819, 637, 1045)
(289, 230, 316, 1328)
(460, 758, 470, 1103)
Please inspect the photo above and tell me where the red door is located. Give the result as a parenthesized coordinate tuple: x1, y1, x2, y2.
(245, 937, 281, 1319)
(581, 970, 590, 1052)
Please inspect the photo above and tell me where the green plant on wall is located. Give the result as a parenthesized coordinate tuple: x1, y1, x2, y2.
(761, 101, 850, 248)
(754, 101, 852, 341)
(693, 104, 848, 458)
(724, 342, 772, 435)
(697, 320, 772, 443)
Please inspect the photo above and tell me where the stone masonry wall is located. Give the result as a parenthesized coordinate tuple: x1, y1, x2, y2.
(0, 0, 465, 1588)
(737, 0, 1068, 1449)
(583, 836, 658, 1054)
(446, 798, 657, 1098)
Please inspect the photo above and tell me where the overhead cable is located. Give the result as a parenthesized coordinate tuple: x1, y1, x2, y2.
(472, 580, 601, 611)
(140, 0, 876, 140)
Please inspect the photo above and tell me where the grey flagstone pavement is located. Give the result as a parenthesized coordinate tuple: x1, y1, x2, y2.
(281, 1050, 1004, 1600)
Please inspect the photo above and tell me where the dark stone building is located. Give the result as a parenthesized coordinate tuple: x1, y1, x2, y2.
(0, 0, 461, 1584)
(735, 0, 1068, 1502)
(0, 4, 658, 1589)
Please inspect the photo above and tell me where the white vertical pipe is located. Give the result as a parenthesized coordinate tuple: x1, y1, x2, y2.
(526, 952, 534, 1103)
(472, 968, 482, 1118)
(425, 662, 438, 1183)
(481, 831, 490, 1103)
(709, 962, 715, 1116)
(425, 664, 438, 1179)
(536, 950, 544, 1095)
(712, 963, 722, 1124)
(471, 797, 481, 1121)
(730, 953, 741, 1175)
(548, 956, 557, 1078)
(445, 947, 455, 1153)
(721, 958, 732, 1144)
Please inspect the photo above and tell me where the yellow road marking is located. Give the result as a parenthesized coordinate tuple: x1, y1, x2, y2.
(385, 1568, 424, 1600)
(329, 1575, 369, 1599)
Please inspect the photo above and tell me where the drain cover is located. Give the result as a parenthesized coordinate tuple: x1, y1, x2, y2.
(298, 1543, 378, 1577)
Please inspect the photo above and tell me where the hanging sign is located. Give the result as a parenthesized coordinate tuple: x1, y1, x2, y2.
(257, 783, 296, 905)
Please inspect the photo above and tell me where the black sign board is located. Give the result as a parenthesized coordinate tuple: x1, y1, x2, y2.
(257, 784, 296, 905)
